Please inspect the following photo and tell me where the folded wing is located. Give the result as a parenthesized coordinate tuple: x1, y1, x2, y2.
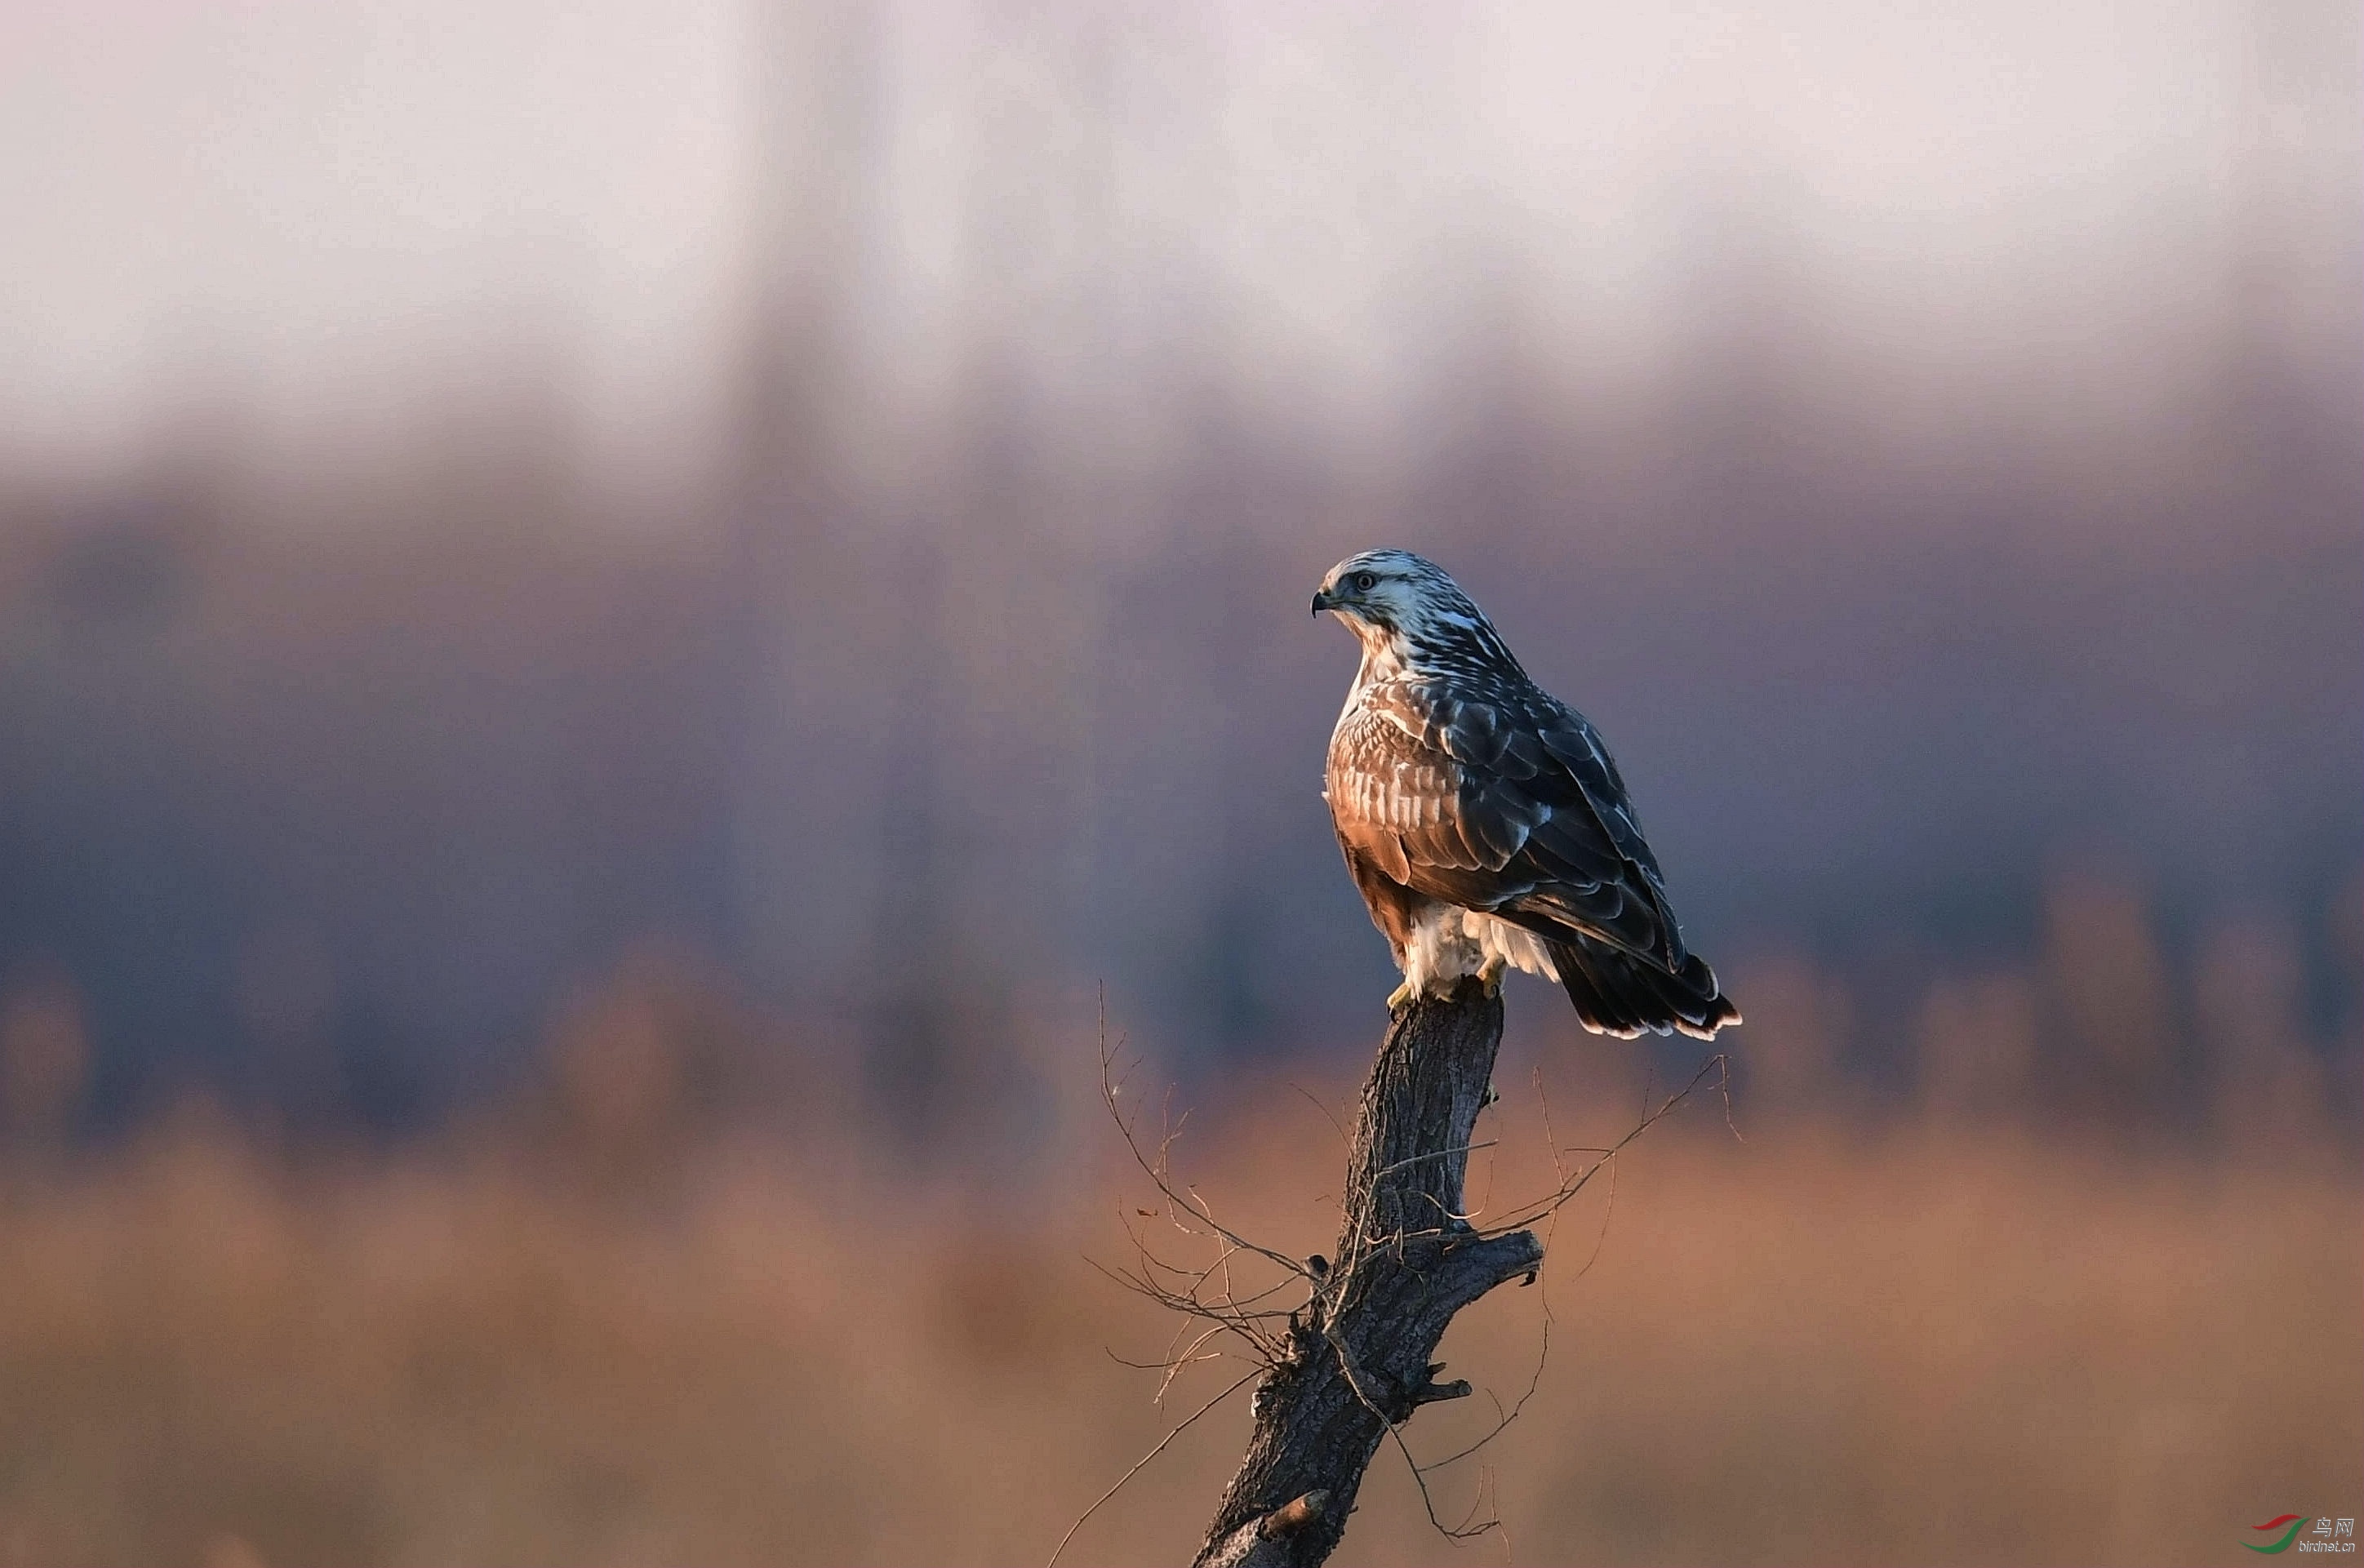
(1328, 675, 1737, 1038)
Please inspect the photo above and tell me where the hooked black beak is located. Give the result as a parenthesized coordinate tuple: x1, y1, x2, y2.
(1309, 586, 1334, 615)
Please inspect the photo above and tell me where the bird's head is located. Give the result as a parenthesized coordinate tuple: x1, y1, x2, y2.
(1312, 549, 1509, 670)
(1313, 549, 1454, 629)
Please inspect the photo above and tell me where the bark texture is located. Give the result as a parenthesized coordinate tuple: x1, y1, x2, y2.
(1190, 979, 1541, 1567)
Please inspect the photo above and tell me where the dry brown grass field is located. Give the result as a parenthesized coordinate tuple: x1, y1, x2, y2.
(1, 1033, 2354, 1568)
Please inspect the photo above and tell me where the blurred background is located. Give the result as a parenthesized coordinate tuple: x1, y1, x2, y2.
(1, 2, 2358, 1563)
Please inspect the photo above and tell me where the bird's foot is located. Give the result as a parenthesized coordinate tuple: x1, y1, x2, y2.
(1478, 957, 1507, 997)
(1385, 978, 1419, 1012)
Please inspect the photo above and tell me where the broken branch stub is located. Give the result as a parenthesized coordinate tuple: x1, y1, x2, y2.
(1190, 979, 1541, 1567)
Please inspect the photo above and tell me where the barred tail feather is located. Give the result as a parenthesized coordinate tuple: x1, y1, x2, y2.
(1549, 937, 1740, 1041)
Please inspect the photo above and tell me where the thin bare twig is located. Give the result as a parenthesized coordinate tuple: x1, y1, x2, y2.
(1479, 1055, 1728, 1237)
(1100, 1024, 1312, 1284)
(1370, 1139, 1498, 1181)
(1288, 1081, 1353, 1149)
(1416, 1313, 1553, 1477)
(1047, 1366, 1261, 1568)
(1324, 1314, 1503, 1543)
(1091, 1014, 1309, 1375)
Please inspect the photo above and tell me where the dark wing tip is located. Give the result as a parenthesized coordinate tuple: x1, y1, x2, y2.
(1553, 939, 1740, 1040)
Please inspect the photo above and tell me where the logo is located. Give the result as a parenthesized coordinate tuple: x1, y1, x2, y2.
(2247, 1517, 2357, 1555)
(2251, 1517, 2311, 1555)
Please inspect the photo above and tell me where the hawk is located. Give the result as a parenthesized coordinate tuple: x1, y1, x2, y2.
(1312, 549, 1740, 1038)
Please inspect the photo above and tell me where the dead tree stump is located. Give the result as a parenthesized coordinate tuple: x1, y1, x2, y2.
(1191, 978, 1543, 1568)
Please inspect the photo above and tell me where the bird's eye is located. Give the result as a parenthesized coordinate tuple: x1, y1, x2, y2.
(1352, 571, 1378, 592)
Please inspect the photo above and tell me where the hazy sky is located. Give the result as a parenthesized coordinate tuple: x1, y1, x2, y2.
(3, 1, 2355, 499)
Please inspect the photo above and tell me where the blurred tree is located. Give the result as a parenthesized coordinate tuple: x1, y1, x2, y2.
(0, 958, 90, 1151)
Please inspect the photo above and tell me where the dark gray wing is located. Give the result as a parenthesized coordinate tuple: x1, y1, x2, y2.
(1333, 675, 1689, 972)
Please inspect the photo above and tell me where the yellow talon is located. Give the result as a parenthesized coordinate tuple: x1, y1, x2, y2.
(1386, 979, 1418, 1011)
(1478, 957, 1506, 997)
